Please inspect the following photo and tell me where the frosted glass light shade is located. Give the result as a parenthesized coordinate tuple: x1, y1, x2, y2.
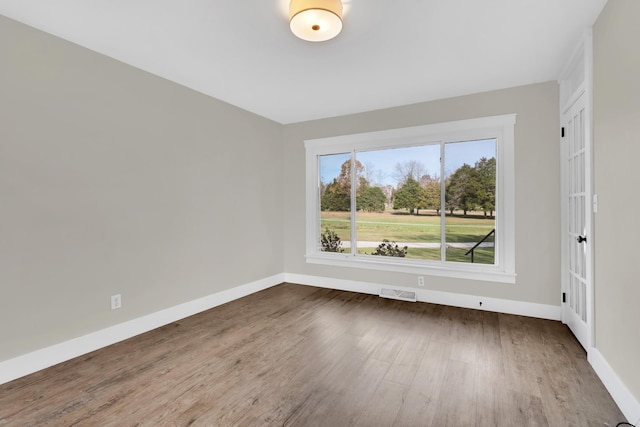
(289, 0, 343, 42)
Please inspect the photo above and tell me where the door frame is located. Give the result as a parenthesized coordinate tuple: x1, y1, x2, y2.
(559, 29, 595, 351)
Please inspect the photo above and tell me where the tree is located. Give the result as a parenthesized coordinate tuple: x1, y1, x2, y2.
(393, 177, 426, 215)
(420, 174, 441, 214)
(334, 158, 365, 196)
(358, 186, 386, 212)
(445, 164, 482, 216)
(321, 182, 350, 211)
(362, 161, 385, 187)
(320, 159, 366, 211)
(393, 160, 426, 184)
(475, 157, 496, 217)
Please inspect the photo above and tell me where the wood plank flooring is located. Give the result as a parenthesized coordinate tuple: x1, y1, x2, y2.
(0, 283, 627, 426)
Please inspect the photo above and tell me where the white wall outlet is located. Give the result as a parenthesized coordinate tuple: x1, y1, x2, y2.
(417, 276, 425, 287)
(111, 294, 122, 310)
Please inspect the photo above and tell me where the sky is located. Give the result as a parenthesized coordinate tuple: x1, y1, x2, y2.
(320, 138, 496, 187)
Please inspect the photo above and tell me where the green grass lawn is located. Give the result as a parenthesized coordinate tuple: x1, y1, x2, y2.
(322, 209, 495, 264)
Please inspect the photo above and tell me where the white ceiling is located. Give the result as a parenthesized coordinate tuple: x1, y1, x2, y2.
(0, 0, 607, 124)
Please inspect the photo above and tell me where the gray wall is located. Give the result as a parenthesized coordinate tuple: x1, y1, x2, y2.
(0, 16, 284, 362)
(593, 0, 640, 404)
(283, 82, 561, 306)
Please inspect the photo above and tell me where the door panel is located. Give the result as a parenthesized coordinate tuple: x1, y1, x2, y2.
(562, 94, 591, 350)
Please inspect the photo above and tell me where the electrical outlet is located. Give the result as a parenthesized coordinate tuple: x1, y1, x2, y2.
(417, 276, 425, 287)
(111, 294, 122, 310)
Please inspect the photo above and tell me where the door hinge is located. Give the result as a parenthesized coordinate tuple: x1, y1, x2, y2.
(562, 292, 567, 303)
(561, 127, 565, 138)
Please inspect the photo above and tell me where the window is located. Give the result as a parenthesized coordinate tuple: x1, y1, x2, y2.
(305, 115, 516, 283)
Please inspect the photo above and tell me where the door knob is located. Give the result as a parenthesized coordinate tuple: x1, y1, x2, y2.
(577, 235, 587, 243)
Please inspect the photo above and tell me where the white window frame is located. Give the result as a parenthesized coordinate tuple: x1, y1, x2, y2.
(305, 114, 517, 284)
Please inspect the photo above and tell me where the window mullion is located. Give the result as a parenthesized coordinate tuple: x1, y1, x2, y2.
(440, 142, 446, 262)
(350, 150, 357, 256)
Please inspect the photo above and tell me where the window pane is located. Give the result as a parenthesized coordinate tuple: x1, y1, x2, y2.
(444, 139, 496, 264)
(319, 153, 352, 253)
(355, 145, 441, 260)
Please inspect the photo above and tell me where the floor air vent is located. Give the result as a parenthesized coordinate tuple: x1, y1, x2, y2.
(379, 288, 417, 302)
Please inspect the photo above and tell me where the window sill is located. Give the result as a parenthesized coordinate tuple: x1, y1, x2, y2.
(305, 253, 516, 284)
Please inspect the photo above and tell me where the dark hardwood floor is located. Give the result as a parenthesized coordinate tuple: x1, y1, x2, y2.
(0, 283, 626, 426)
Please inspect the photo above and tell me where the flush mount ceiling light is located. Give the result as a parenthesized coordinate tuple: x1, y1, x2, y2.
(289, 0, 343, 42)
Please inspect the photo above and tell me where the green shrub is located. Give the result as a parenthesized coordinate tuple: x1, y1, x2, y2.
(371, 239, 408, 257)
(320, 228, 344, 253)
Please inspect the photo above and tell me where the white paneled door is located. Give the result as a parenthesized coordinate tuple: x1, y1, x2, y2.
(561, 93, 592, 350)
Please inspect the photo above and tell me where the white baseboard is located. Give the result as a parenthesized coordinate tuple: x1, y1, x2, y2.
(284, 273, 561, 321)
(589, 348, 640, 424)
(0, 274, 284, 386)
